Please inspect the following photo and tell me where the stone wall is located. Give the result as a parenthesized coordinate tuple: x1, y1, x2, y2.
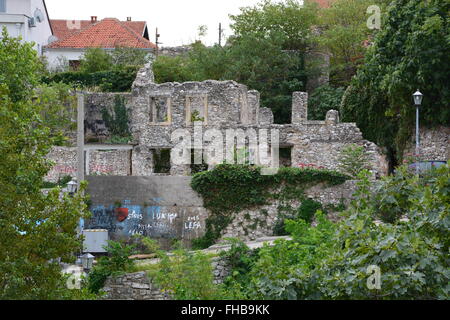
(84, 92, 132, 142)
(45, 147, 78, 183)
(102, 258, 231, 300)
(158, 46, 192, 57)
(102, 272, 170, 300)
(220, 180, 357, 242)
(45, 147, 132, 182)
(125, 64, 387, 177)
(404, 126, 449, 161)
(87, 149, 131, 176)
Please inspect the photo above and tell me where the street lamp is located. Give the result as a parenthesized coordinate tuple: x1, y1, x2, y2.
(67, 179, 78, 195)
(413, 90, 423, 174)
(81, 253, 95, 272)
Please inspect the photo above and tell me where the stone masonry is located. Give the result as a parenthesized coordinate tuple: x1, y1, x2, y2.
(102, 272, 171, 300)
(404, 126, 449, 162)
(220, 180, 357, 242)
(45, 61, 391, 246)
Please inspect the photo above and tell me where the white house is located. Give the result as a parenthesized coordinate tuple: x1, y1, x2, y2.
(0, 0, 53, 55)
(44, 17, 156, 71)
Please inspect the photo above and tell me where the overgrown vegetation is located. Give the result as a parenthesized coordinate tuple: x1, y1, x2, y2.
(341, 0, 450, 163)
(43, 65, 141, 92)
(307, 85, 345, 120)
(139, 238, 224, 300)
(0, 28, 90, 299)
(190, 164, 349, 249)
(338, 144, 372, 178)
(42, 175, 72, 189)
(219, 164, 449, 300)
(101, 95, 132, 143)
(87, 240, 137, 294)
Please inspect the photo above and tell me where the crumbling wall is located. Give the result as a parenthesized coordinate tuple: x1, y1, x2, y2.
(84, 93, 132, 142)
(45, 147, 78, 183)
(404, 126, 449, 161)
(87, 149, 131, 176)
(102, 272, 170, 300)
(220, 180, 357, 242)
(45, 147, 132, 182)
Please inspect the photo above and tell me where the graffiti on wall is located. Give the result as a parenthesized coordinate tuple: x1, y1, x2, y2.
(86, 198, 204, 240)
(89, 164, 115, 175)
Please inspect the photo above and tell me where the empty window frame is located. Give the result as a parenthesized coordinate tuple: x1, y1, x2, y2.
(279, 146, 293, 167)
(186, 95, 208, 125)
(152, 149, 171, 174)
(150, 96, 171, 124)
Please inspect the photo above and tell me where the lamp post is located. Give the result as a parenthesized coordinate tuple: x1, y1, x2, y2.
(81, 253, 95, 273)
(67, 179, 77, 196)
(413, 90, 423, 174)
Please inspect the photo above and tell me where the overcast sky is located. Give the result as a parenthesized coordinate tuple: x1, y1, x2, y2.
(45, 0, 270, 46)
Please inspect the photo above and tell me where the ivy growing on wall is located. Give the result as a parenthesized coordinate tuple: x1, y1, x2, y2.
(190, 164, 350, 249)
(101, 95, 132, 143)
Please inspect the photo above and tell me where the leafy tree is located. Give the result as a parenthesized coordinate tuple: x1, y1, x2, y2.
(241, 165, 449, 300)
(246, 212, 336, 300)
(316, 0, 387, 86)
(315, 166, 449, 299)
(109, 47, 151, 67)
(338, 144, 371, 178)
(0, 29, 90, 299)
(0, 28, 42, 102)
(145, 240, 223, 300)
(34, 82, 77, 145)
(79, 48, 113, 73)
(230, 0, 319, 51)
(87, 241, 136, 294)
(307, 85, 345, 120)
(152, 0, 317, 123)
(153, 54, 197, 83)
(341, 0, 450, 163)
(225, 35, 307, 123)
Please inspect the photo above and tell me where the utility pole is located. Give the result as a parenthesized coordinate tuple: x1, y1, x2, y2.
(218, 23, 222, 47)
(155, 27, 161, 57)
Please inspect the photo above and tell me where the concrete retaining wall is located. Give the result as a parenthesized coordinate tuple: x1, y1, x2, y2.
(86, 176, 207, 249)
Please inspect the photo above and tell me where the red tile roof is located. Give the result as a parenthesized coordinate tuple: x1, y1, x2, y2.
(47, 18, 156, 49)
(51, 20, 94, 40)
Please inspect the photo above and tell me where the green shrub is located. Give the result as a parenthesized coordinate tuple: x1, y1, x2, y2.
(297, 198, 323, 223)
(338, 144, 371, 178)
(101, 95, 130, 140)
(79, 48, 112, 73)
(87, 240, 136, 294)
(145, 240, 222, 300)
(247, 212, 336, 300)
(42, 66, 140, 92)
(307, 85, 345, 120)
(191, 164, 349, 249)
(245, 164, 450, 300)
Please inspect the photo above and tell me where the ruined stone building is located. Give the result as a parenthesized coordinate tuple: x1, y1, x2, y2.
(45, 62, 390, 247)
(47, 62, 387, 182)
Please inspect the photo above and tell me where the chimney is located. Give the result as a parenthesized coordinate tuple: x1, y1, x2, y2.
(91, 16, 98, 23)
(127, 17, 132, 21)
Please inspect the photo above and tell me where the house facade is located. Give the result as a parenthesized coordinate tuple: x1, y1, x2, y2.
(0, 0, 53, 55)
(44, 17, 156, 70)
